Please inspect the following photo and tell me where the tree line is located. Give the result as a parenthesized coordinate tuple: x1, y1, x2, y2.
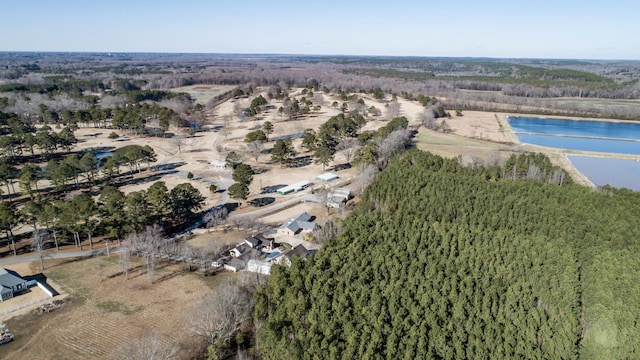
(254, 149, 640, 359)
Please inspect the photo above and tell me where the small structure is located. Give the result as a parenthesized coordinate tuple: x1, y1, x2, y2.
(247, 259, 272, 275)
(210, 160, 227, 169)
(316, 173, 338, 183)
(327, 188, 351, 208)
(223, 258, 246, 273)
(277, 180, 312, 195)
(278, 212, 317, 236)
(0, 268, 27, 302)
(274, 244, 313, 267)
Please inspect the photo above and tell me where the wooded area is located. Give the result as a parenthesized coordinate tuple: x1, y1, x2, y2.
(255, 149, 640, 359)
(1, 52, 639, 359)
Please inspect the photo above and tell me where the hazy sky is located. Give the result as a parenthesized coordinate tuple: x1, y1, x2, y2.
(4, 0, 639, 60)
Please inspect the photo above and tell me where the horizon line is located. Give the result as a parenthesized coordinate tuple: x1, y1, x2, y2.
(0, 50, 637, 62)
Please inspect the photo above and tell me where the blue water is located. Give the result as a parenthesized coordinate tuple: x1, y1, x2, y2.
(517, 134, 640, 155)
(509, 116, 640, 155)
(568, 155, 640, 191)
(272, 133, 303, 141)
(508, 116, 640, 191)
(96, 152, 113, 160)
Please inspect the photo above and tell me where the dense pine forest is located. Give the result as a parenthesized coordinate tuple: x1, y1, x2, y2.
(255, 149, 640, 359)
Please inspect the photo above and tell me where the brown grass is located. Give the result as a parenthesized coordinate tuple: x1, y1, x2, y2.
(0, 257, 233, 360)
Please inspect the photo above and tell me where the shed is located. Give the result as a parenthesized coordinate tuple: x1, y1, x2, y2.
(276, 180, 312, 195)
(315, 173, 338, 183)
(211, 160, 227, 169)
(327, 188, 351, 208)
(224, 258, 245, 272)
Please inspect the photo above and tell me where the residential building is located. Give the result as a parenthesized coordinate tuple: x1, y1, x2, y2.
(0, 269, 27, 302)
(278, 212, 318, 236)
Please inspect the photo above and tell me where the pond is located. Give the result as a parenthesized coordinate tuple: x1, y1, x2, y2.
(508, 116, 640, 155)
(508, 116, 640, 190)
(96, 151, 113, 160)
(272, 133, 303, 141)
(568, 155, 640, 191)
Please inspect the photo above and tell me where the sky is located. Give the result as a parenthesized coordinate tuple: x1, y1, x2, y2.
(3, 0, 640, 60)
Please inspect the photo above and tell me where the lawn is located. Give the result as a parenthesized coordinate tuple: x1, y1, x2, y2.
(0, 256, 234, 359)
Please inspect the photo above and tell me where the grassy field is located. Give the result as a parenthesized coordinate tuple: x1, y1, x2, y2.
(415, 128, 515, 160)
(0, 257, 236, 360)
(170, 84, 235, 105)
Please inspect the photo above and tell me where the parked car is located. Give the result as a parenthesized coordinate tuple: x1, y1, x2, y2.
(212, 257, 229, 268)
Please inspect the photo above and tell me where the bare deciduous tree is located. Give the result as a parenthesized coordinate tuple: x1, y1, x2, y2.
(377, 128, 413, 168)
(313, 92, 325, 106)
(336, 138, 361, 165)
(173, 135, 185, 153)
(159, 98, 191, 116)
(203, 207, 229, 231)
(184, 281, 253, 353)
(220, 115, 232, 139)
(353, 164, 379, 196)
(246, 140, 264, 164)
(119, 247, 131, 280)
(110, 331, 178, 360)
(124, 224, 163, 284)
(31, 228, 50, 271)
(417, 109, 437, 129)
(311, 219, 343, 244)
(385, 101, 401, 121)
(233, 101, 244, 120)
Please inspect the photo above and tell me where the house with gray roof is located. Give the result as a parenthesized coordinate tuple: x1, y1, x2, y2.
(273, 244, 315, 267)
(0, 268, 27, 302)
(277, 212, 318, 236)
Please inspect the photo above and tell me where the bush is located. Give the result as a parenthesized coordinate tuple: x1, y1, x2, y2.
(108, 132, 119, 139)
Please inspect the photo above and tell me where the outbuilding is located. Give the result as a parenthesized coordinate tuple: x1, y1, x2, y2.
(276, 180, 312, 195)
(315, 173, 338, 183)
(210, 160, 227, 169)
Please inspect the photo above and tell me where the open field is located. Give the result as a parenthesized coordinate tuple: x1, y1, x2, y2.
(170, 84, 235, 105)
(0, 257, 234, 360)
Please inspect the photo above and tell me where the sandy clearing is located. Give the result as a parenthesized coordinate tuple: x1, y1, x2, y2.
(70, 88, 636, 218)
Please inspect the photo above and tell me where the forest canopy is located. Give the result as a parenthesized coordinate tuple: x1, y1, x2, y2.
(255, 149, 640, 359)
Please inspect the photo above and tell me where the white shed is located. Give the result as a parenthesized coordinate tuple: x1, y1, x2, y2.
(315, 173, 338, 183)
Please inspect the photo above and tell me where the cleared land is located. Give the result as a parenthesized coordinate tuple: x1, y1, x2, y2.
(2, 87, 636, 359)
(169, 84, 235, 105)
(0, 257, 231, 360)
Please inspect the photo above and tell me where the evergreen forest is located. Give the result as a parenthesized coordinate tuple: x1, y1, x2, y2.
(255, 149, 640, 359)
